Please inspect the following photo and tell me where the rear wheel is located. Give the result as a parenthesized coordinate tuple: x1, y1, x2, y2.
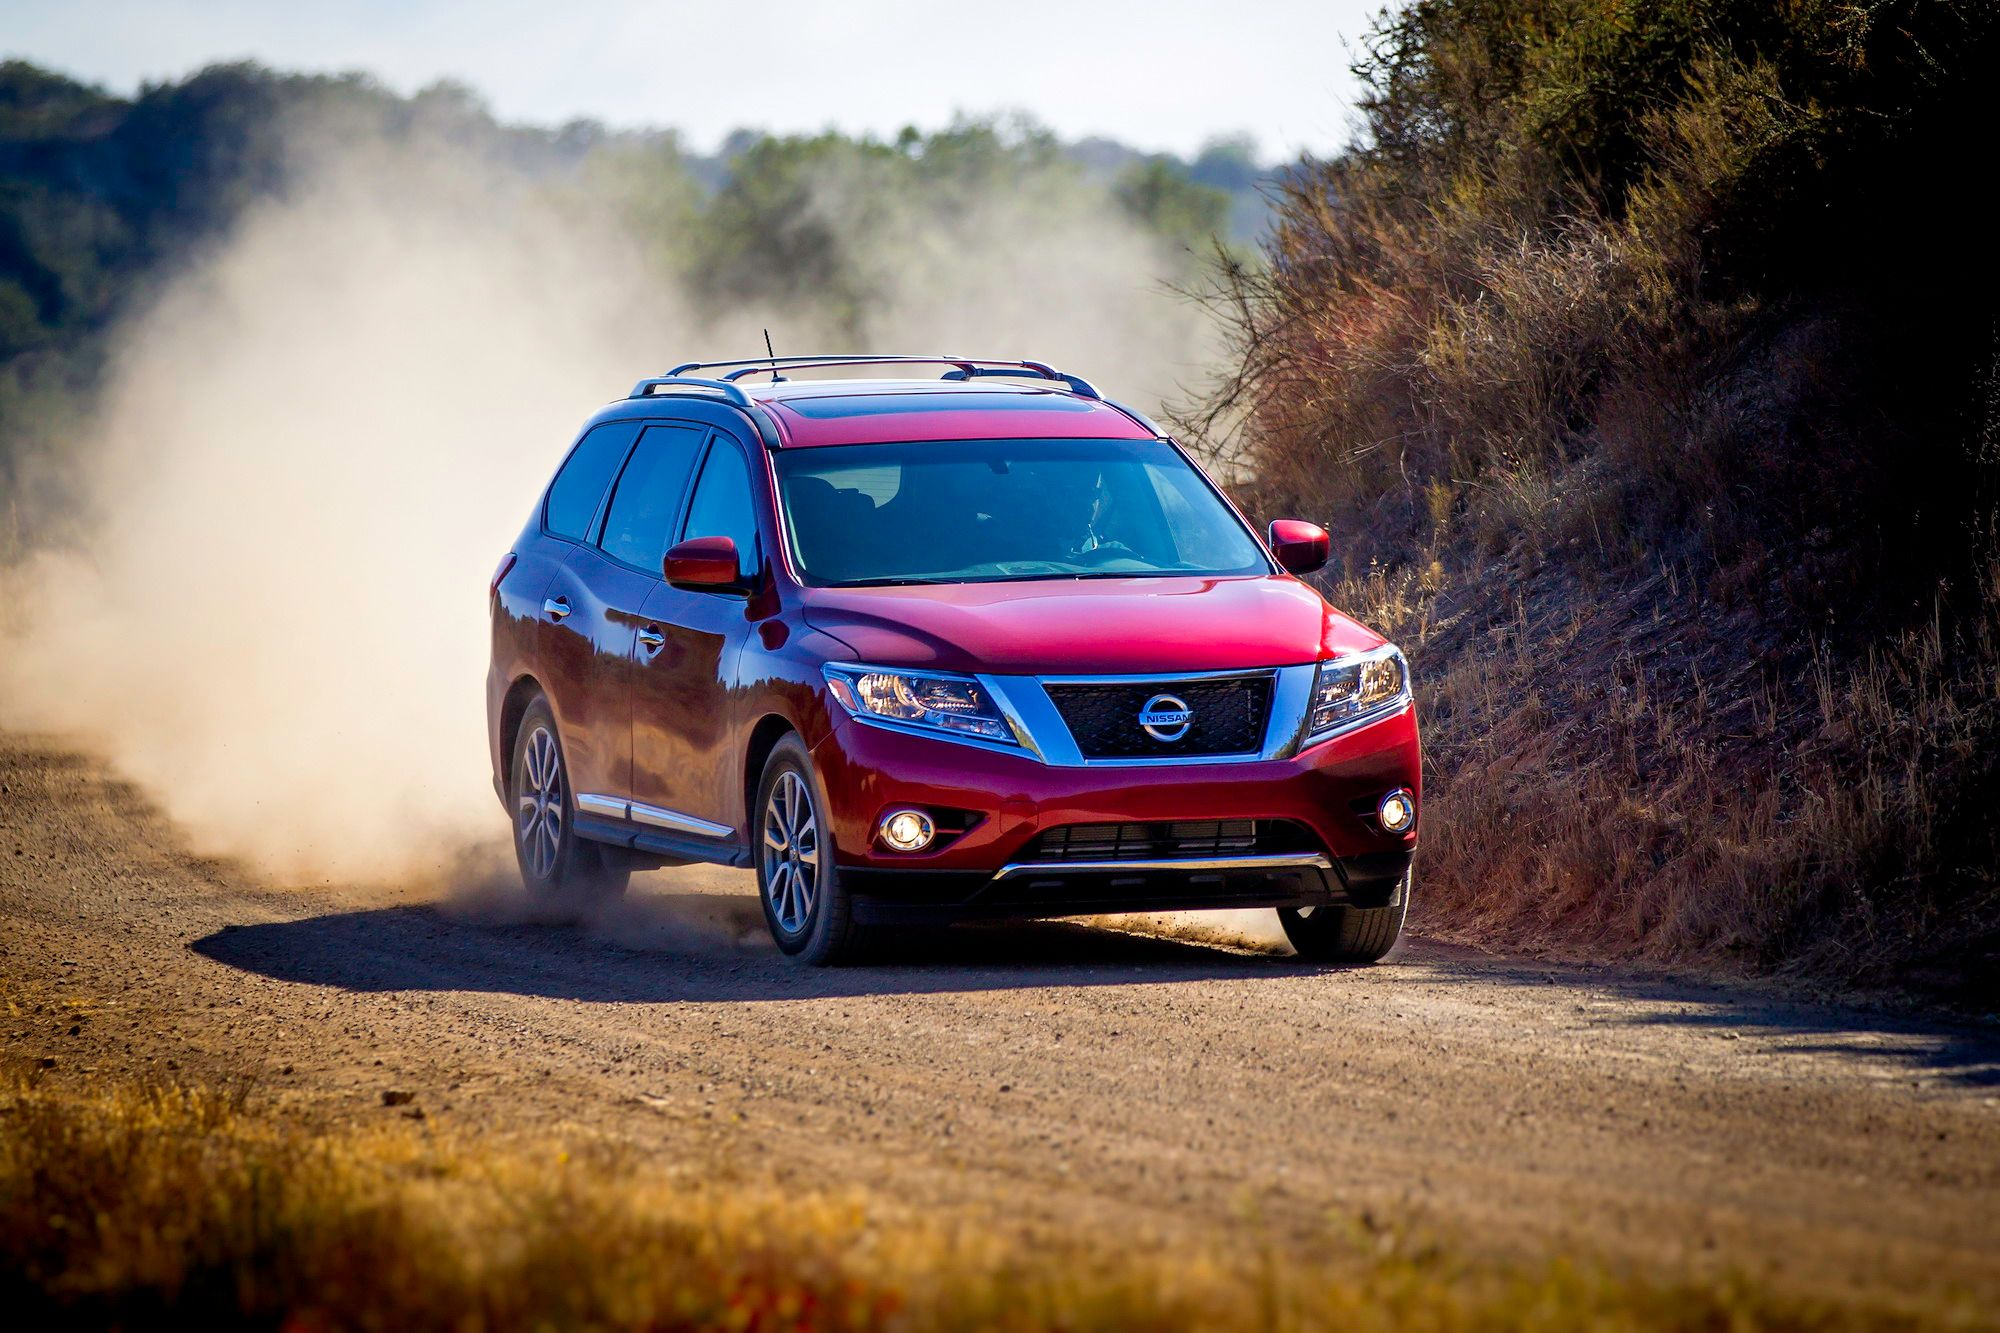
(756, 736, 869, 965)
(1278, 874, 1409, 964)
(511, 696, 627, 902)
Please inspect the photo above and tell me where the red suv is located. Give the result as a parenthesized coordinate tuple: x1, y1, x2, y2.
(488, 356, 1420, 964)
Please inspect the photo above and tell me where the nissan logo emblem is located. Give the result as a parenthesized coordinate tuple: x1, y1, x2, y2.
(1138, 693, 1193, 743)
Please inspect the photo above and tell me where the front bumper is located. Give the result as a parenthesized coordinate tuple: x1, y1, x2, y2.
(810, 703, 1420, 920)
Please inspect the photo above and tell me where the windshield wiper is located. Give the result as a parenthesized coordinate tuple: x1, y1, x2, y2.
(831, 569, 1207, 587)
(831, 576, 956, 587)
(1003, 569, 1196, 581)
(1067, 569, 1180, 579)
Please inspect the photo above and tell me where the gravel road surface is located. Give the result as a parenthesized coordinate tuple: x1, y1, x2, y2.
(3, 733, 1995, 1313)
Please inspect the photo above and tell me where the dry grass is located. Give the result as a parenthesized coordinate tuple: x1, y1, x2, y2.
(0, 1067, 1913, 1331)
(1325, 538, 2000, 1000)
(1182, 1, 2000, 1000)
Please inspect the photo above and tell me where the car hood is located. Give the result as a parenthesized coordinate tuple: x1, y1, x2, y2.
(801, 575, 1386, 675)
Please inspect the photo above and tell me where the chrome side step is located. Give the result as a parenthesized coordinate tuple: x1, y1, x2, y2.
(573, 792, 733, 840)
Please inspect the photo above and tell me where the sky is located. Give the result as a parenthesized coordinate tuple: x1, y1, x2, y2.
(1, 0, 1385, 159)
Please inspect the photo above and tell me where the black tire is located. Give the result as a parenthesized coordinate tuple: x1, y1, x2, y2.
(1278, 873, 1409, 964)
(754, 735, 868, 965)
(510, 696, 628, 902)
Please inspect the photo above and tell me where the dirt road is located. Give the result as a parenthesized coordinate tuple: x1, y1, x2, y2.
(4, 732, 1997, 1313)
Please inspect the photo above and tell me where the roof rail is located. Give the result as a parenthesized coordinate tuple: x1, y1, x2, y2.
(939, 363, 1102, 398)
(663, 354, 1102, 400)
(627, 375, 756, 407)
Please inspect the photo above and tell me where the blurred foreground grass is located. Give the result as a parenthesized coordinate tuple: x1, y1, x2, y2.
(0, 1068, 1943, 1332)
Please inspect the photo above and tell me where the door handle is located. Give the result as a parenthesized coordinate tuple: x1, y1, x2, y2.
(637, 626, 666, 652)
(543, 596, 571, 621)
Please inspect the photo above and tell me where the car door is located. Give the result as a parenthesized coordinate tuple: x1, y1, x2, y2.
(540, 421, 706, 809)
(530, 419, 639, 803)
(629, 430, 765, 838)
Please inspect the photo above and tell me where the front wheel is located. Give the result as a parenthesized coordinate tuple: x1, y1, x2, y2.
(511, 696, 627, 902)
(1278, 874, 1409, 964)
(756, 736, 869, 965)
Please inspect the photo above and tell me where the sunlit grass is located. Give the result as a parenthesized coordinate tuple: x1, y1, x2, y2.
(0, 1069, 1929, 1330)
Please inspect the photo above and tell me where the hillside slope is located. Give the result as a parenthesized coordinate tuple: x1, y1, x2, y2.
(1190, 0, 2000, 1001)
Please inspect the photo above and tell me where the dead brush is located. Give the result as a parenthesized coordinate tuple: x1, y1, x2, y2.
(1180, 0, 2000, 998)
(1388, 560, 2000, 993)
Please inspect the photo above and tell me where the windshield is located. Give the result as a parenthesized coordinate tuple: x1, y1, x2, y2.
(773, 437, 1272, 587)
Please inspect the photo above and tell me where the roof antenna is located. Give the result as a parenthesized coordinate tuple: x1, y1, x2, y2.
(763, 328, 783, 383)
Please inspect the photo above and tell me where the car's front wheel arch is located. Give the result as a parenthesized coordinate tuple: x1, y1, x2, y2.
(741, 713, 799, 846)
(754, 734, 870, 964)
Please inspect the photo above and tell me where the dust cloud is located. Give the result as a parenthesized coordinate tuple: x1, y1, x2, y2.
(0, 120, 1219, 887)
(1095, 910, 1293, 952)
(443, 853, 770, 953)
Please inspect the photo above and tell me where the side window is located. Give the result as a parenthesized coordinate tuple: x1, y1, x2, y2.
(681, 440, 760, 578)
(544, 421, 640, 540)
(597, 424, 707, 570)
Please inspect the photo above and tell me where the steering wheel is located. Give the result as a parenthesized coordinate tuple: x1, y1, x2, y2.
(1066, 541, 1140, 567)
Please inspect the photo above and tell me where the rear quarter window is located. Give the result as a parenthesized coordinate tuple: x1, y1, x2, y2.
(544, 421, 641, 540)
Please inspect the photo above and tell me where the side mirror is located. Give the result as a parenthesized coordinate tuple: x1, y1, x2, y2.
(1267, 519, 1330, 575)
(663, 536, 743, 591)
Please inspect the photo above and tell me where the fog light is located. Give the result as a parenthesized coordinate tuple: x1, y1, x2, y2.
(1377, 789, 1417, 834)
(879, 808, 936, 852)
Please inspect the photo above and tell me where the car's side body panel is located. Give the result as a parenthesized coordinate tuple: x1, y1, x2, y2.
(488, 396, 774, 814)
(486, 516, 565, 798)
(629, 578, 748, 834)
(539, 545, 652, 804)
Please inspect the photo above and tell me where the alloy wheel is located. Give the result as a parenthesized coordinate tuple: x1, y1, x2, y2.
(761, 770, 820, 934)
(517, 725, 563, 879)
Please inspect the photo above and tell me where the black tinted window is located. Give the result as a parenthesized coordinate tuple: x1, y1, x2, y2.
(682, 441, 760, 577)
(544, 421, 640, 540)
(599, 424, 706, 569)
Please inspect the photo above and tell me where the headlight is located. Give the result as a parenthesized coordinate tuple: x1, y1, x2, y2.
(823, 664, 1017, 744)
(1306, 646, 1409, 742)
